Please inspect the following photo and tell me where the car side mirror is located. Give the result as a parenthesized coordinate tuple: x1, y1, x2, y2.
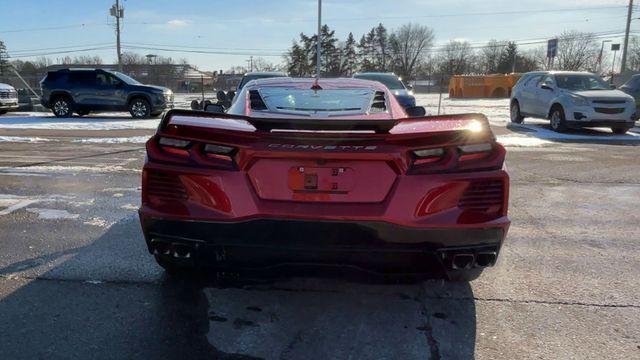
(216, 90, 227, 102)
(227, 90, 236, 101)
(405, 106, 426, 117)
(204, 103, 225, 113)
(541, 83, 553, 90)
(406, 84, 414, 92)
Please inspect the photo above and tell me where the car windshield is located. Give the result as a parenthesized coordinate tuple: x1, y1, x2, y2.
(355, 74, 405, 90)
(258, 88, 374, 113)
(111, 71, 142, 85)
(555, 74, 610, 91)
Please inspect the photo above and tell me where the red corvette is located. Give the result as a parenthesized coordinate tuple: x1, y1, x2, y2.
(139, 78, 509, 281)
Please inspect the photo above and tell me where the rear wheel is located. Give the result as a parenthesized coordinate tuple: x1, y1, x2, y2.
(549, 106, 568, 132)
(446, 268, 484, 282)
(510, 100, 524, 124)
(51, 96, 73, 117)
(129, 98, 151, 118)
(611, 126, 631, 134)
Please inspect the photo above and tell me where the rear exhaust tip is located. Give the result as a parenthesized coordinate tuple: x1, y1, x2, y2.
(452, 253, 474, 270)
(172, 243, 192, 259)
(150, 239, 171, 256)
(475, 251, 497, 267)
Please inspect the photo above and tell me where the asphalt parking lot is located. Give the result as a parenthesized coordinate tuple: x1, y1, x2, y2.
(0, 101, 639, 359)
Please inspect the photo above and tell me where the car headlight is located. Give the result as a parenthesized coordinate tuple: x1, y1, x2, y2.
(568, 94, 589, 106)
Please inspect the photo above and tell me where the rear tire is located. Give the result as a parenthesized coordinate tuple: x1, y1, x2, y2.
(611, 126, 631, 135)
(446, 268, 484, 282)
(549, 106, 568, 132)
(510, 100, 524, 124)
(129, 98, 151, 119)
(51, 96, 73, 118)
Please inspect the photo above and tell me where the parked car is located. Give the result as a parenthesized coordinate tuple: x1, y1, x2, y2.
(40, 68, 174, 118)
(353, 72, 416, 108)
(510, 71, 636, 134)
(0, 83, 19, 115)
(619, 74, 640, 113)
(139, 77, 509, 282)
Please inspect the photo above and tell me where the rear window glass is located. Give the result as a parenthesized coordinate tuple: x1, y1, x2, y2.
(354, 74, 405, 90)
(259, 88, 374, 114)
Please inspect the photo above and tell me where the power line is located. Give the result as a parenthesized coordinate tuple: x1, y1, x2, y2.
(0, 23, 104, 34)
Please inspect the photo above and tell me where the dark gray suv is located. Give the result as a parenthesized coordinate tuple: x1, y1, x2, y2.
(40, 68, 174, 118)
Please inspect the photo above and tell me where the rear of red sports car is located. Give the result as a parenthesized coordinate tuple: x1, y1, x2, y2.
(139, 78, 509, 281)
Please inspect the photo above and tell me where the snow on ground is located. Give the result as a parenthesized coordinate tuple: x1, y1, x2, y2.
(72, 136, 150, 144)
(0, 114, 160, 130)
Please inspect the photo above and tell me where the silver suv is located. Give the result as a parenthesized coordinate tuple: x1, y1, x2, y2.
(0, 83, 19, 115)
(510, 71, 637, 134)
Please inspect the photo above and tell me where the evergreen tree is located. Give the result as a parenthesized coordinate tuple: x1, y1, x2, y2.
(342, 32, 358, 76)
(0, 41, 10, 80)
(374, 23, 389, 71)
(497, 42, 518, 73)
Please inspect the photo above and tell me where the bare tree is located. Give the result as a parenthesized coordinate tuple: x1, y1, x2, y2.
(626, 36, 640, 72)
(388, 23, 435, 80)
(437, 40, 476, 75)
(480, 40, 507, 73)
(555, 30, 598, 71)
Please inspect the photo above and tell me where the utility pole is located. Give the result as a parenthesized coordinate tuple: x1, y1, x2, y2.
(249, 56, 253, 72)
(110, 0, 124, 72)
(621, 0, 634, 73)
(316, 0, 322, 77)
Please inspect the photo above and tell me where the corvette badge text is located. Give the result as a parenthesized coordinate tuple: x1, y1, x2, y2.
(267, 144, 378, 151)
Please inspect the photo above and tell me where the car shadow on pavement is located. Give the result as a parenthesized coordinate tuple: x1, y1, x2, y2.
(0, 216, 477, 360)
(506, 121, 640, 146)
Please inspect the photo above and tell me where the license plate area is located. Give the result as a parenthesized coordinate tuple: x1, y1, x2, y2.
(288, 166, 355, 193)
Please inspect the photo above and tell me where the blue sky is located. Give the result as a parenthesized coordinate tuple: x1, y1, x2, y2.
(0, 0, 633, 70)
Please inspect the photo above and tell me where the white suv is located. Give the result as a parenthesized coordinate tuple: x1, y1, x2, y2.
(510, 71, 637, 134)
(0, 83, 19, 115)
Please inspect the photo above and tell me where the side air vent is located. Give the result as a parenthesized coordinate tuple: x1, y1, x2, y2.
(458, 180, 504, 213)
(249, 90, 268, 111)
(370, 91, 387, 113)
(146, 171, 188, 200)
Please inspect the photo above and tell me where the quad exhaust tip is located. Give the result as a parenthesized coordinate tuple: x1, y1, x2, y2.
(150, 239, 193, 259)
(452, 253, 475, 270)
(447, 250, 497, 270)
(476, 251, 497, 267)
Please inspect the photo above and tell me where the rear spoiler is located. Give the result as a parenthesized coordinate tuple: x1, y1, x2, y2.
(159, 109, 491, 136)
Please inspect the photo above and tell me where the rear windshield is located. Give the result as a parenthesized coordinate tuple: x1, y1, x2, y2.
(259, 88, 374, 114)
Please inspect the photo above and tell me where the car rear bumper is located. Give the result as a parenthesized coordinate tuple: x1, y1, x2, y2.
(139, 216, 508, 274)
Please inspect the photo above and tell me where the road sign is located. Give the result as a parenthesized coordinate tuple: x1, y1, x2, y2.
(547, 39, 558, 58)
(611, 43, 621, 51)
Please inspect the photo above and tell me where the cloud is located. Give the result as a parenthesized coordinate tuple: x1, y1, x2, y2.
(167, 19, 190, 28)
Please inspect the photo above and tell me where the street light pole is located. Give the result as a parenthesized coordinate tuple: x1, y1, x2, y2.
(621, 0, 634, 73)
(316, 0, 322, 78)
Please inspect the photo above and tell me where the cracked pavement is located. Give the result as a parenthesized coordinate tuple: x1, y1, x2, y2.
(0, 129, 639, 359)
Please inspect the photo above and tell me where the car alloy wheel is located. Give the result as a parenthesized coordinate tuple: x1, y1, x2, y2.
(510, 103, 523, 123)
(53, 99, 70, 117)
(550, 110, 561, 130)
(131, 100, 148, 118)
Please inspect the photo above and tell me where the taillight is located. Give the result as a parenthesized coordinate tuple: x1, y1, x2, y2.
(458, 143, 493, 161)
(158, 137, 191, 157)
(148, 136, 238, 170)
(409, 142, 505, 174)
